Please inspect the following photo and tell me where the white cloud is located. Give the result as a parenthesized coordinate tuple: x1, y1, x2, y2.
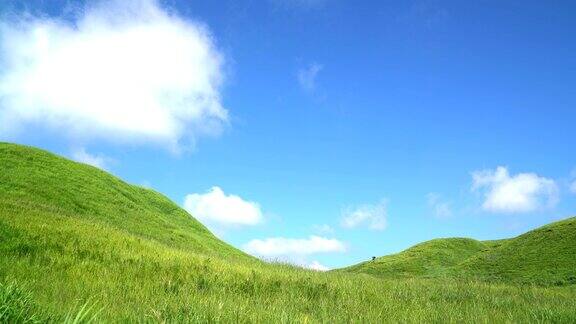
(571, 180, 576, 194)
(427, 193, 452, 218)
(472, 166, 558, 213)
(307, 260, 330, 271)
(312, 224, 334, 235)
(183, 187, 263, 227)
(0, 0, 227, 150)
(297, 63, 322, 92)
(243, 235, 346, 257)
(71, 147, 110, 170)
(341, 199, 387, 230)
(244, 234, 344, 271)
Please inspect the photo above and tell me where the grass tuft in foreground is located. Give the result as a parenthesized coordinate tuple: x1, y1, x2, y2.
(0, 281, 41, 323)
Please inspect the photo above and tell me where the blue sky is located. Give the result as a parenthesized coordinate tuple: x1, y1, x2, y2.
(1, 0, 575, 270)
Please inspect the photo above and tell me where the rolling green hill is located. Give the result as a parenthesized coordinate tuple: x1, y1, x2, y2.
(0, 142, 251, 261)
(340, 238, 496, 278)
(1, 142, 575, 322)
(341, 218, 576, 286)
(456, 217, 576, 285)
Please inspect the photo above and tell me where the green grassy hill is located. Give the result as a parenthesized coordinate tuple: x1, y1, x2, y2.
(0, 142, 250, 261)
(340, 238, 496, 278)
(455, 217, 576, 285)
(1, 142, 575, 322)
(342, 218, 576, 286)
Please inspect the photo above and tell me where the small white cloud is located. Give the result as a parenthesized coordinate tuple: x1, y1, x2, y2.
(312, 224, 334, 234)
(183, 187, 263, 227)
(472, 166, 558, 213)
(571, 180, 576, 194)
(243, 235, 346, 257)
(307, 260, 330, 271)
(297, 63, 323, 92)
(71, 148, 109, 170)
(427, 193, 452, 219)
(341, 199, 387, 230)
(0, 0, 227, 150)
(139, 180, 153, 189)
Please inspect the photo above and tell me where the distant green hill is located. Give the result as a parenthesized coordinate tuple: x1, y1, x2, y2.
(1, 142, 575, 322)
(340, 238, 497, 278)
(455, 217, 576, 285)
(341, 217, 576, 285)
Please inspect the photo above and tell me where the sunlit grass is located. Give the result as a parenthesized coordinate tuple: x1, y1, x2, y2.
(342, 217, 576, 286)
(1, 142, 575, 322)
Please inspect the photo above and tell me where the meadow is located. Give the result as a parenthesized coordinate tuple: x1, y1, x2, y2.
(1, 142, 575, 323)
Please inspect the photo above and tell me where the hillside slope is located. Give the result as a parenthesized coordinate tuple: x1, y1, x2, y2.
(342, 218, 576, 285)
(0, 142, 250, 261)
(455, 217, 576, 285)
(341, 238, 494, 278)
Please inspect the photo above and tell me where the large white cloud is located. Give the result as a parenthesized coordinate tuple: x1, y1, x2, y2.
(183, 187, 263, 227)
(472, 166, 558, 213)
(243, 235, 346, 257)
(341, 199, 387, 230)
(0, 0, 227, 150)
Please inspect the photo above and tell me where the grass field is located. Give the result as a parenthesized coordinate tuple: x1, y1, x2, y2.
(1, 142, 575, 322)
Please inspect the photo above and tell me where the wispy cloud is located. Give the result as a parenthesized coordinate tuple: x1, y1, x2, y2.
(0, 0, 227, 151)
(312, 224, 335, 235)
(341, 199, 388, 231)
(184, 187, 263, 229)
(427, 193, 452, 219)
(71, 148, 111, 170)
(472, 166, 558, 213)
(569, 169, 576, 194)
(297, 63, 323, 92)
